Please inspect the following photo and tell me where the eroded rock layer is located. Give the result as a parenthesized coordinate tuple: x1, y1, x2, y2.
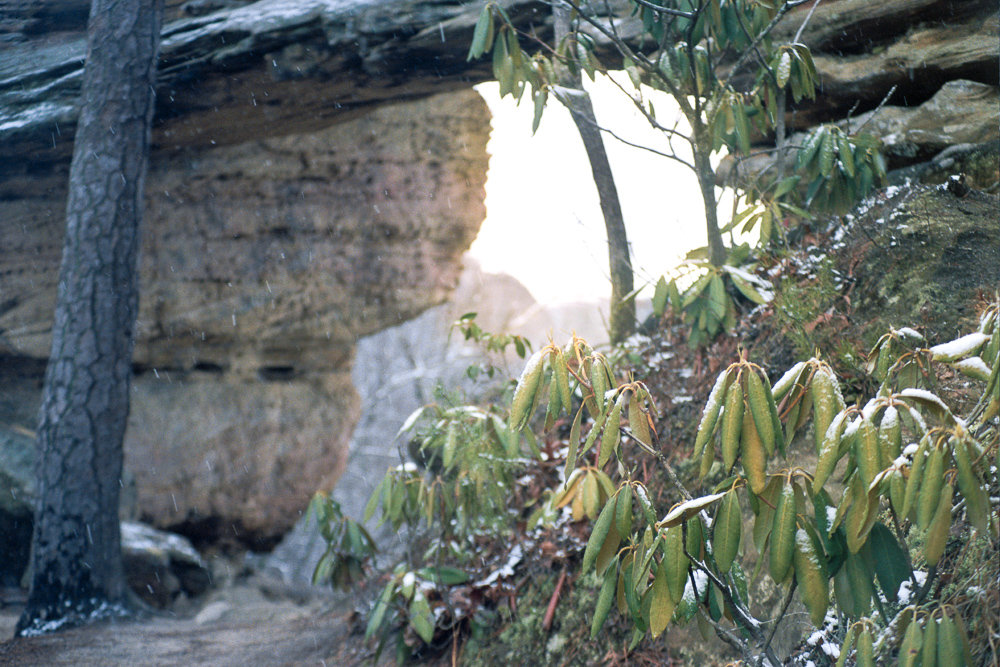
(0, 89, 490, 548)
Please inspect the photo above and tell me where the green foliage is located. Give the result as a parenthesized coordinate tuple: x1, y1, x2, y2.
(452, 312, 532, 381)
(771, 43, 818, 103)
(317, 286, 998, 664)
(308, 494, 377, 591)
(321, 384, 531, 662)
(652, 244, 774, 347)
(796, 125, 887, 213)
(566, 297, 999, 664)
(365, 564, 473, 664)
(367, 399, 522, 539)
(724, 180, 809, 246)
(468, 0, 885, 213)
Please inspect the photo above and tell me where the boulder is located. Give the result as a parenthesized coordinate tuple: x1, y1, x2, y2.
(121, 521, 212, 609)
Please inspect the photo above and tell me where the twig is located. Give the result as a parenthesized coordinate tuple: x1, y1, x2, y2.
(792, 0, 822, 44)
(542, 568, 568, 631)
(561, 74, 698, 169)
(757, 579, 798, 667)
(604, 120, 694, 169)
(853, 84, 897, 135)
(915, 565, 937, 606)
(628, 0, 694, 20)
(843, 99, 860, 135)
(681, 536, 782, 667)
(701, 609, 758, 664)
(651, 449, 694, 501)
(598, 70, 693, 141)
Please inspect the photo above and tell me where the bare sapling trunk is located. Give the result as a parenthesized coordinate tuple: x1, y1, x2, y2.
(693, 135, 727, 267)
(554, 4, 636, 344)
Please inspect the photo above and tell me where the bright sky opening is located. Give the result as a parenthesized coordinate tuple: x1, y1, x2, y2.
(471, 72, 712, 306)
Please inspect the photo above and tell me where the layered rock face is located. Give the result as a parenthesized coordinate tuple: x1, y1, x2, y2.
(720, 0, 999, 186)
(771, 0, 998, 125)
(0, 89, 490, 548)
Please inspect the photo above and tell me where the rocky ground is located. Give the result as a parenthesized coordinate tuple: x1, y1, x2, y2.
(0, 570, 399, 667)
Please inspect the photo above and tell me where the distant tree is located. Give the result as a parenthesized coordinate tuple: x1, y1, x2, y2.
(17, 0, 163, 635)
(552, 4, 636, 344)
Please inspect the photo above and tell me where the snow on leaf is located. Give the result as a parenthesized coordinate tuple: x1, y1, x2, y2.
(517, 349, 547, 386)
(660, 492, 726, 527)
(929, 332, 989, 362)
(953, 356, 991, 381)
(894, 327, 924, 341)
(899, 388, 953, 421)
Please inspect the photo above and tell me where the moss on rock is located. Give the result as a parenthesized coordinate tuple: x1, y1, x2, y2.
(845, 184, 999, 343)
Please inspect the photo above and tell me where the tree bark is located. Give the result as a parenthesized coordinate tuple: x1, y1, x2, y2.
(693, 137, 727, 267)
(17, 0, 162, 636)
(554, 6, 636, 344)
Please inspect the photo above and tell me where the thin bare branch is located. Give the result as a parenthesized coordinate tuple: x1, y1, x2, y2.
(853, 84, 897, 134)
(681, 538, 782, 667)
(756, 579, 798, 667)
(629, 0, 694, 20)
(793, 0, 822, 44)
(602, 127, 696, 171)
(724, 0, 812, 89)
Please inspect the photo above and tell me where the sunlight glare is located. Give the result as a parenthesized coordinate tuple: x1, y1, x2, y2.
(471, 72, 710, 306)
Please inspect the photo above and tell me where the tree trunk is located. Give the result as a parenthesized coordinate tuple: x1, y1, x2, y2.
(773, 87, 788, 176)
(17, 0, 162, 636)
(554, 6, 635, 344)
(693, 136, 727, 267)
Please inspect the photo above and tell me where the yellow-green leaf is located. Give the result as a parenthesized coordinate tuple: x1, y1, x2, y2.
(722, 378, 744, 470)
(769, 478, 797, 583)
(591, 556, 618, 638)
(924, 482, 953, 567)
(794, 528, 829, 627)
(599, 392, 625, 468)
(713, 489, 742, 575)
(694, 369, 730, 461)
(650, 559, 675, 639)
(583, 495, 618, 572)
(746, 370, 776, 457)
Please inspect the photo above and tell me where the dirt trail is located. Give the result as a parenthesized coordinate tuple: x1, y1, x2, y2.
(0, 578, 397, 667)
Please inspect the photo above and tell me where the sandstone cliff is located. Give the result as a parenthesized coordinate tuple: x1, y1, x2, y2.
(1, 89, 490, 549)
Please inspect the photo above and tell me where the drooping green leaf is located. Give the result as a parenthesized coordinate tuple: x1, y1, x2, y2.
(409, 593, 435, 643)
(867, 522, 910, 602)
(591, 556, 619, 638)
(583, 494, 618, 572)
(653, 276, 670, 316)
(468, 6, 494, 60)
